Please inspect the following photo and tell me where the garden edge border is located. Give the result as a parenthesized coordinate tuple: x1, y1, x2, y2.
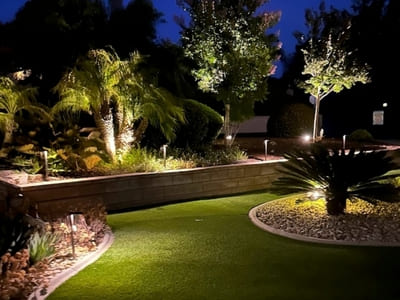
(28, 230, 115, 300)
(248, 197, 400, 247)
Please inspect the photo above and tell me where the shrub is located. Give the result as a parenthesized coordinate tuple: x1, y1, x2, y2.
(167, 146, 247, 167)
(28, 231, 59, 265)
(348, 129, 374, 142)
(268, 103, 314, 137)
(142, 99, 223, 151)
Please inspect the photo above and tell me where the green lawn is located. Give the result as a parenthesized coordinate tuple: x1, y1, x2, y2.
(48, 191, 400, 300)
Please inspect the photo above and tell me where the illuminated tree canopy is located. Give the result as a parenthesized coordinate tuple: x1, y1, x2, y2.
(298, 3, 370, 142)
(178, 0, 281, 143)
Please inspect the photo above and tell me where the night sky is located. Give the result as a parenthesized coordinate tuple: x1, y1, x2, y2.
(0, 0, 353, 76)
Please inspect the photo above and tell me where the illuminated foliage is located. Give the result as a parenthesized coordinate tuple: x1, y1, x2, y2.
(179, 0, 281, 144)
(52, 48, 184, 162)
(297, 3, 369, 142)
(0, 77, 49, 154)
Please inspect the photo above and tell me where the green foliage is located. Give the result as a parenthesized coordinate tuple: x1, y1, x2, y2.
(0, 214, 33, 256)
(0, 76, 50, 149)
(173, 99, 222, 150)
(10, 155, 42, 174)
(268, 103, 314, 137)
(272, 144, 400, 215)
(348, 129, 374, 142)
(96, 145, 247, 174)
(28, 230, 59, 265)
(168, 146, 247, 167)
(297, 5, 370, 141)
(180, 0, 281, 138)
(113, 147, 162, 173)
(52, 48, 184, 162)
(144, 99, 223, 151)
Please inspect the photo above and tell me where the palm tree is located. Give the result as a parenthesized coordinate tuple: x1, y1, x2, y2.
(0, 76, 49, 154)
(272, 145, 400, 215)
(52, 48, 184, 162)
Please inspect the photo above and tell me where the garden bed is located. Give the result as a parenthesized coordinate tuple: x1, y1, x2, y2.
(252, 195, 400, 246)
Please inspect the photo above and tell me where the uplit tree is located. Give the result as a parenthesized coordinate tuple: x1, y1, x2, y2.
(52, 48, 184, 162)
(178, 0, 281, 146)
(298, 3, 369, 142)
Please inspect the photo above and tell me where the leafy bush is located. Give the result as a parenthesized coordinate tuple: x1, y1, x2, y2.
(168, 146, 247, 167)
(142, 99, 223, 151)
(348, 129, 374, 142)
(272, 144, 400, 215)
(268, 103, 314, 137)
(0, 214, 33, 256)
(28, 231, 59, 265)
(172, 99, 223, 150)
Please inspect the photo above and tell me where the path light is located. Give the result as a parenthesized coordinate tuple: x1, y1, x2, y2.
(343, 135, 347, 150)
(41, 150, 48, 180)
(68, 212, 82, 258)
(162, 144, 168, 167)
(264, 139, 269, 161)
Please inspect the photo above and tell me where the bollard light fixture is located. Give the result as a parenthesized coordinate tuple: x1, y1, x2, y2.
(68, 212, 82, 258)
(264, 139, 269, 161)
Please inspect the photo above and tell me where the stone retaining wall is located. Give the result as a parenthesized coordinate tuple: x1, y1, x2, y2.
(0, 160, 285, 218)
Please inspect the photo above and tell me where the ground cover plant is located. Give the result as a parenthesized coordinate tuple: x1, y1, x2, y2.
(47, 191, 400, 300)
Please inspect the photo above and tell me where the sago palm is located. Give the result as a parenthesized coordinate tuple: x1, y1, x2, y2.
(0, 76, 49, 153)
(272, 145, 400, 215)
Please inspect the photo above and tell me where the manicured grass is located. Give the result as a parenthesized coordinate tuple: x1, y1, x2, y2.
(48, 191, 400, 300)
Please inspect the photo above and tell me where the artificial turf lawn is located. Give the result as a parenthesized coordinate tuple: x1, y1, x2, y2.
(48, 191, 400, 300)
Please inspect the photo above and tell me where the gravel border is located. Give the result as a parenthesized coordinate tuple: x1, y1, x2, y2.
(28, 230, 114, 300)
(249, 195, 400, 247)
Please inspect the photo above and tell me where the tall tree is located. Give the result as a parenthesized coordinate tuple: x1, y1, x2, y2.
(0, 0, 108, 106)
(178, 0, 281, 145)
(52, 48, 184, 162)
(107, 0, 163, 57)
(297, 2, 369, 142)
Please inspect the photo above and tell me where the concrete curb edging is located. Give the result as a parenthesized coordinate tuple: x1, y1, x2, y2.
(28, 231, 115, 300)
(248, 201, 400, 247)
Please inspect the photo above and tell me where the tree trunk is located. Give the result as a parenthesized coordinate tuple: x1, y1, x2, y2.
(224, 103, 232, 147)
(133, 118, 149, 144)
(2, 117, 15, 147)
(326, 192, 347, 215)
(94, 111, 116, 163)
(115, 104, 134, 154)
(312, 96, 320, 143)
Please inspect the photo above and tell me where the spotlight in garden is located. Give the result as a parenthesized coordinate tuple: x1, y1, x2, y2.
(302, 135, 311, 143)
(307, 190, 325, 200)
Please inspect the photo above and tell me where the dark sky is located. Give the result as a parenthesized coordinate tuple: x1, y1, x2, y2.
(0, 0, 353, 76)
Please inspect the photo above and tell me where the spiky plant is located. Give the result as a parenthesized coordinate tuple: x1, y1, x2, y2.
(272, 145, 400, 215)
